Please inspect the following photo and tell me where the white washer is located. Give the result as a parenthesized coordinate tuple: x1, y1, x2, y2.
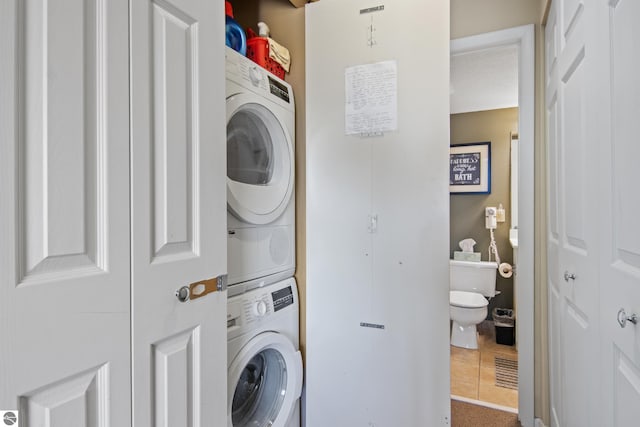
(226, 47, 295, 295)
(227, 277, 303, 427)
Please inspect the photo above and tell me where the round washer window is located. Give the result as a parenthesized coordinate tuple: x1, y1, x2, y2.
(232, 348, 287, 426)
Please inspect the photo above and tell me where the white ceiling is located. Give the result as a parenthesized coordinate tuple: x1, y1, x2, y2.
(450, 44, 518, 114)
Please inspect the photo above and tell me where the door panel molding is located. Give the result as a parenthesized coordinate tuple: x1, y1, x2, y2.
(561, 0, 584, 40)
(151, 0, 200, 262)
(613, 346, 640, 426)
(131, 0, 227, 425)
(1, 0, 131, 422)
(559, 49, 588, 254)
(20, 364, 110, 427)
(153, 327, 201, 426)
(609, 0, 640, 271)
(16, 0, 110, 283)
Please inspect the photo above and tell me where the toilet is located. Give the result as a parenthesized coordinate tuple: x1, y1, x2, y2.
(449, 259, 497, 349)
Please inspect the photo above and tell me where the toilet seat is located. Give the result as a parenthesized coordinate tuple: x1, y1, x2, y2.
(449, 290, 488, 308)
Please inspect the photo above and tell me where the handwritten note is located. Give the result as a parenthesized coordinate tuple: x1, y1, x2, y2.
(345, 61, 397, 135)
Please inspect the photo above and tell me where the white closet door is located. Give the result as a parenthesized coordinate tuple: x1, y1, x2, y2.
(130, 0, 228, 426)
(546, 0, 602, 425)
(0, 0, 131, 425)
(305, 0, 450, 425)
(547, 0, 640, 425)
(599, 0, 640, 425)
(545, 7, 564, 425)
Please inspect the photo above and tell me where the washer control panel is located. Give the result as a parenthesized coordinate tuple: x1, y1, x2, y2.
(252, 299, 268, 317)
(243, 294, 272, 323)
(227, 280, 296, 337)
(272, 285, 293, 312)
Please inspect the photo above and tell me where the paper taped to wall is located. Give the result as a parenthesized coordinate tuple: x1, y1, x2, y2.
(345, 60, 397, 135)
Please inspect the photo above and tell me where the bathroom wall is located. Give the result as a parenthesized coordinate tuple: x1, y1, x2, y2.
(450, 107, 517, 314)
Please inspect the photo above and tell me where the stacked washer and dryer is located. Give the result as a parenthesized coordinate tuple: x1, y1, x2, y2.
(225, 47, 303, 427)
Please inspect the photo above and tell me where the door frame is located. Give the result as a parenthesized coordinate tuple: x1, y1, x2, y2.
(450, 24, 535, 427)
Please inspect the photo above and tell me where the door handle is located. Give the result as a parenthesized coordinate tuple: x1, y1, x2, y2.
(563, 271, 576, 282)
(176, 286, 191, 302)
(175, 274, 228, 303)
(617, 308, 638, 328)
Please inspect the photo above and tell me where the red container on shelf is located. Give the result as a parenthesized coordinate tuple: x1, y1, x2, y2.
(246, 37, 286, 80)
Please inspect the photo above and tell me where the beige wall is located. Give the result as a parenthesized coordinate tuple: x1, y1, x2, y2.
(450, 108, 518, 314)
(451, 0, 540, 39)
(256, 0, 308, 359)
(451, 0, 549, 424)
(231, 0, 308, 358)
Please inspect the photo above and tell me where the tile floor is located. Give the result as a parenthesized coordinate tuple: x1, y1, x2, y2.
(450, 321, 518, 409)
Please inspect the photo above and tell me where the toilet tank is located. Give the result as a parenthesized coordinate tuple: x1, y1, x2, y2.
(449, 260, 498, 297)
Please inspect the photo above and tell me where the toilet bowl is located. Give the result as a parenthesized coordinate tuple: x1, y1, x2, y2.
(450, 290, 489, 349)
(449, 260, 497, 349)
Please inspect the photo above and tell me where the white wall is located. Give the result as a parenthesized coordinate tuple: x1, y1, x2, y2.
(305, 0, 451, 425)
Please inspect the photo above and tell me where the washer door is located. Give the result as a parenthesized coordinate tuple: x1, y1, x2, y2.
(228, 332, 303, 427)
(227, 94, 294, 225)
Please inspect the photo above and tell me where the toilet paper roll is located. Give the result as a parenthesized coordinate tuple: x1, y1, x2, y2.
(499, 262, 513, 278)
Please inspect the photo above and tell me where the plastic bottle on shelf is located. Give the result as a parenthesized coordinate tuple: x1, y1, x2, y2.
(225, 1, 246, 55)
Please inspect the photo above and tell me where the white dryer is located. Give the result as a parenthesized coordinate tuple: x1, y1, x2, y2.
(225, 47, 295, 295)
(227, 277, 303, 427)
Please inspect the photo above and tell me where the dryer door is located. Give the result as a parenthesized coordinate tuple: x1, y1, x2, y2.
(228, 332, 303, 427)
(226, 94, 294, 225)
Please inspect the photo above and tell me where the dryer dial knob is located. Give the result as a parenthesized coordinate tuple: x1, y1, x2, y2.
(249, 66, 262, 86)
(253, 300, 267, 317)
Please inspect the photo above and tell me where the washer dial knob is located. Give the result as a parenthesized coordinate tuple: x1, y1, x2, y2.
(253, 300, 267, 317)
(249, 66, 262, 86)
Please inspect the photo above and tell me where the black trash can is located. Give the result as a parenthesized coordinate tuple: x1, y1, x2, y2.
(492, 307, 515, 346)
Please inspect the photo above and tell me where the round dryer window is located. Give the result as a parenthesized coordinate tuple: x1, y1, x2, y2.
(227, 96, 294, 225)
(228, 332, 302, 427)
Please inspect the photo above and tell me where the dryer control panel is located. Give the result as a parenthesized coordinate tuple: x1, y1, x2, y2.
(226, 47, 294, 111)
(268, 76, 290, 104)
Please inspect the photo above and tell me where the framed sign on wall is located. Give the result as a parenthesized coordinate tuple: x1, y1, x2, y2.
(449, 142, 491, 194)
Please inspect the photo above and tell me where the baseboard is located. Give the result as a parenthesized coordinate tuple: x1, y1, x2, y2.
(451, 394, 517, 414)
(535, 418, 547, 427)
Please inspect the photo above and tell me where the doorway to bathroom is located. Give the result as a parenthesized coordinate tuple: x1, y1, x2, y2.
(450, 108, 520, 411)
(449, 25, 534, 426)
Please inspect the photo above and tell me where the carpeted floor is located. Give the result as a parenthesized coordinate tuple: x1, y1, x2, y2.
(451, 399, 522, 427)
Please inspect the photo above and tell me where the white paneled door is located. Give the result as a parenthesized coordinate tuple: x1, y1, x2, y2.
(130, 0, 227, 426)
(547, 0, 640, 426)
(0, 0, 131, 424)
(545, 0, 601, 425)
(599, 0, 640, 425)
(1, 0, 228, 426)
